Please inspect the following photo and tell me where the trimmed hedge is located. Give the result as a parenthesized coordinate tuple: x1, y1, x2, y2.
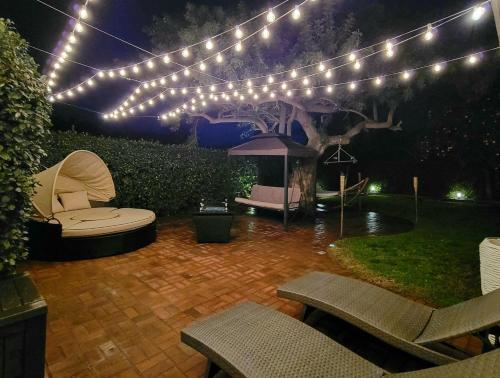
(43, 131, 256, 214)
(0, 19, 51, 273)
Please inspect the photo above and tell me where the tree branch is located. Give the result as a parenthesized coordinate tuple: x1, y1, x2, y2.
(187, 112, 268, 133)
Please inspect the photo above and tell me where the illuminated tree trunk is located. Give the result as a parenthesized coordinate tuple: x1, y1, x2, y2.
(293, 157, 318, 216)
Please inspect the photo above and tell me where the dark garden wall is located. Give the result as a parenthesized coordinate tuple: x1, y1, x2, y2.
(43, 131, 256, 214)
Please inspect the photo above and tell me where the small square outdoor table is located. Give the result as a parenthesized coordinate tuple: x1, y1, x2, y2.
(193, 206, 233, 243)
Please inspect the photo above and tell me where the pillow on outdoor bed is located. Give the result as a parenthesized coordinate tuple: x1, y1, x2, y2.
(52, 195, 65, 213)
(58, 191, 91, 212)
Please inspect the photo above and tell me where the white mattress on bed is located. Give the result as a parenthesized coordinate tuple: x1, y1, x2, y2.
(51, 207, 156, 238)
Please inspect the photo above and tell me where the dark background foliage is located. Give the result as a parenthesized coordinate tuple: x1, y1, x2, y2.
(0, 19, 51, 273)
(43, 131, 257, 214)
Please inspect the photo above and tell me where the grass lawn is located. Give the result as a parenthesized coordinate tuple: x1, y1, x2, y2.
(330, 195, 500, 307)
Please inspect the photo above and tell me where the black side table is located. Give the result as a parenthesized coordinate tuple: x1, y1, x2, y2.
(193, 207, 233, 243)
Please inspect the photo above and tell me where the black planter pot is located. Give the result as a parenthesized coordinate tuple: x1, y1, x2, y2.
(0, 272, 47, 378)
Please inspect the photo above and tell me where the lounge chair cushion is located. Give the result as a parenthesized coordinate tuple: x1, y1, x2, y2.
(53, 207, 155, 237)
(58, 191, 91, 211)
(235, 185, 301, 211)
(235, 198, 299, 211)
(182, 302, 385, 378)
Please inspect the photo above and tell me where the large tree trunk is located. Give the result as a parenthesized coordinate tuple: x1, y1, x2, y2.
(292, 157, 318, 217)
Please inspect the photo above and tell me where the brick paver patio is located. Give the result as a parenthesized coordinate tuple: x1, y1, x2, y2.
(25, 215, 354, 377)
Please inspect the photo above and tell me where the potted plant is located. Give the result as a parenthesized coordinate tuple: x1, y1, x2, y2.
(0, 18, 51, 377)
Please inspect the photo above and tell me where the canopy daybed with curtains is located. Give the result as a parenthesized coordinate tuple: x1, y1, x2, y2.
(28, 150, 156, 260)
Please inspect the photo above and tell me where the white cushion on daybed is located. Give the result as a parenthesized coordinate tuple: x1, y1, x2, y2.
(58, 191, 91, 211)
(235, 198, 299, 211)
(52, 207, 156, 238)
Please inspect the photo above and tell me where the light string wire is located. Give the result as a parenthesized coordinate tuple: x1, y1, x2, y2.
(153, 46, 500, 120)
(56, 45, 498, 119)
(36, 0, 301, 92)
(105, 0, 313, 111)
(46, 0, 90, 90)
(107, 2, 486, 114)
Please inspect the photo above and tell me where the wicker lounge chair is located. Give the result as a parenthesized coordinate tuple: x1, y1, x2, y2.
(181, 301, 500, 378)
(277, 272, 500, 365)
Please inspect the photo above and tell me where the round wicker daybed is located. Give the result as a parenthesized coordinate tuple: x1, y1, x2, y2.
(28, 150, 156, 261)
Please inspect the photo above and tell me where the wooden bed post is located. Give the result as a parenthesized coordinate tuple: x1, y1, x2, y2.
(284, 154, 289, 230)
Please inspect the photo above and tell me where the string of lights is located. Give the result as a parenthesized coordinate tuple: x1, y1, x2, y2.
(55, 45, 498, 120)
(43, 0, 318, 98)
(151, 46, 499, 122)
(45, 0, 92, 92)
(100, 2, 490, 116)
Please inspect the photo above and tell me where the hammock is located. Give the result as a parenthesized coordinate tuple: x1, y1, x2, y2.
(316, 178, 369, 203)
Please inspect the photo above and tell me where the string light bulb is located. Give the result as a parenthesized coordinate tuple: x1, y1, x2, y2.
(262, 26, 271, 39)
(183, 68, 190, 76)
(199, 62, 207, 71)
(286, 90, 293, 97)
(119, 69, 127, 77)
(318, 62, 326, 72)
(471, 6, 486, 21)
(235, 41, 243, 52)
(79, 7, 89, 20)
(216, 53, 224, 63)
(424, 24, 434, 41)
(433, 63, 443, 73)
(69, 35, 77, 44)
(326, 85, 333, 94)
(348, 82, 357, 91)
(292, 6, 301, 20)
(305, 88, 313, 96)
(75, 23, 84, 33)
(325, 69, 332, 79)
(354, 60, 362, 70)
(290, 69, 298, 78)
(172, 73, 178, 82)
(235, 26, 244, 39)
(348, 52, 357, 62)
(267, 8, 276, 22)
(205, 38, 214, 50)
(467, 54, 479, 65)
(132, 65, 140, 74)
(182, 47, 190, 58)
(163, 54, 171, 64)
(385, 40, 395, 58)
(402, 70, 412, 80)
(374, 76, 383, 86)
(302, 77, 310, 86)
(267, 75, 274, 84)
(147, 60, 155, 69)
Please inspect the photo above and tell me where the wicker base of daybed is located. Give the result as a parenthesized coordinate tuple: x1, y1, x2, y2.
(27, 220, 156, 261)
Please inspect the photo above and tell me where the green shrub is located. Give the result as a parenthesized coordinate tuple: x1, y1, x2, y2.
(0, 19, 51, 274)
(43, 131, 257, 214)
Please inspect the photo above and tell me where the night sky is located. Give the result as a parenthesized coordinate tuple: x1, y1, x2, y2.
(1, 0, 498, 147)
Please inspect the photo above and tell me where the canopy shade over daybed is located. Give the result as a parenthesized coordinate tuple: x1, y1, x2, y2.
(32, 150, 116, 218)
(229, 134, 317, 229)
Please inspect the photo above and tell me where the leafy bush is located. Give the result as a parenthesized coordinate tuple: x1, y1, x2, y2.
(0, 19, 51, 274)
(44, 131, 256, 214)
